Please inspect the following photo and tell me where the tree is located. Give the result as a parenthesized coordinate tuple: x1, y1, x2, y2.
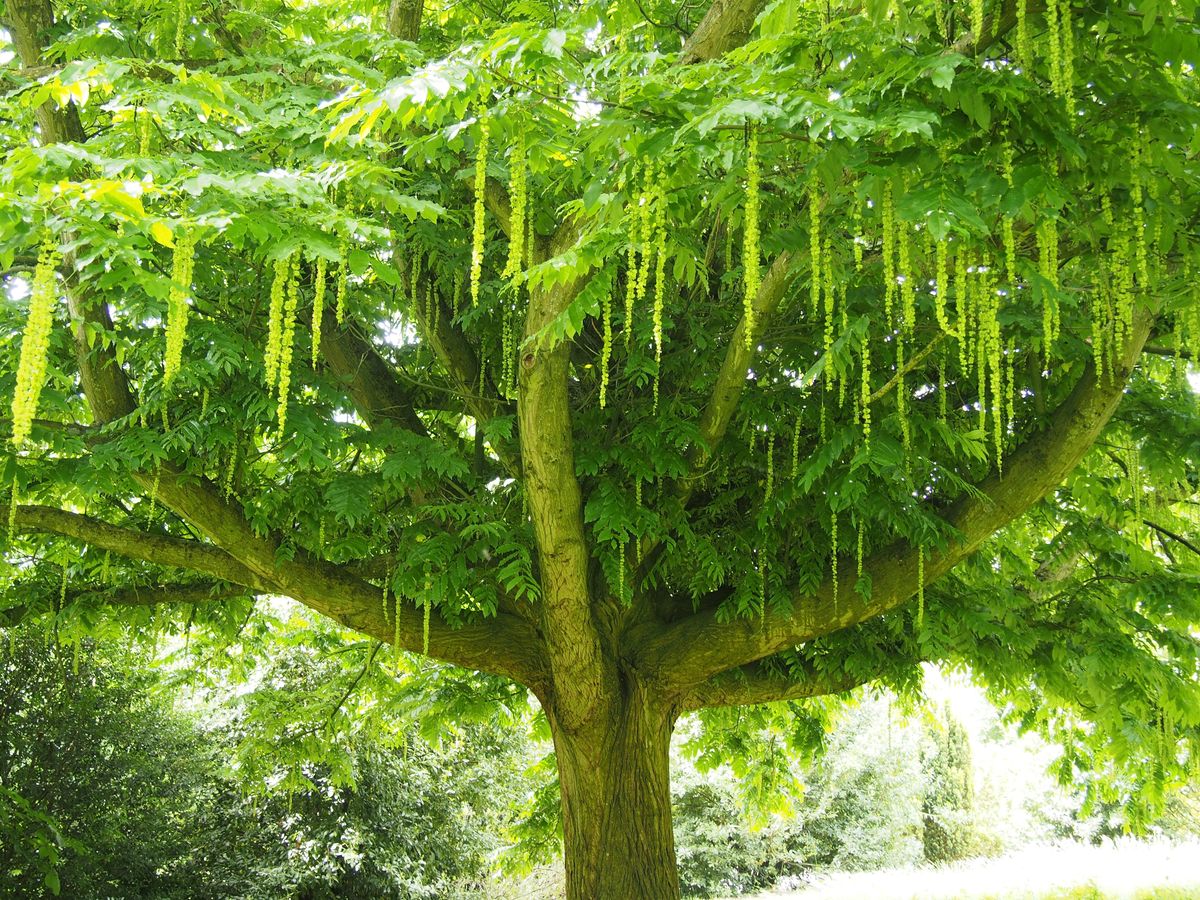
(0, 630, 215, 898)
(1, 0, 1198, 894)
(923, 704, 975, 863)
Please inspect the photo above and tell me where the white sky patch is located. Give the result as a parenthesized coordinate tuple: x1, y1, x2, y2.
(6, 276, 31, 302)
(379, 315, 418, 348)
(571, 87, 602, 121)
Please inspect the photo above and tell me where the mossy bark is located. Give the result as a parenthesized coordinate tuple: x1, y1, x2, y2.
(549, 679, 681, 900)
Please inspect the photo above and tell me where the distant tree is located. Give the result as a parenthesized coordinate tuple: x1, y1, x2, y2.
(0, 624, 536, 899)
(3, 0, 1199, 895)
(0, 631, 217, 898)
(923, 705, 976, 863)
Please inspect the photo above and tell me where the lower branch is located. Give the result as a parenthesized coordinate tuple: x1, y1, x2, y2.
(8, 504, 272, 591)
(680, 657, 877, 710)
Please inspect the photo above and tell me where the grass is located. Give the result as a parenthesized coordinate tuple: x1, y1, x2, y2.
(734, 838, 1200, 900)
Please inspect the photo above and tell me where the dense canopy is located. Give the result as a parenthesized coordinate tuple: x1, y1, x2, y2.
(2, 0, 1199, 894)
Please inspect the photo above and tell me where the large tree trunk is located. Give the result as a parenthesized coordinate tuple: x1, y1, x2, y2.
(549, 679, 681, 900)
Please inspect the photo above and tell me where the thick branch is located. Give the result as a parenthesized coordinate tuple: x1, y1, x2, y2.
(1142, 343, 1195, 361)
(8, 504, 272, 590)
(679, 0, 769, 64)
(320, 312, 429, 434)
(484, 178, 513, 238)
(71, 581, 249, 607)
(680, 658, 874, 710)
(519, 224, 614, 731)
(385, 0, 423, 41)
(680, 252, 794, 505)
(637, 308, 1155, 690)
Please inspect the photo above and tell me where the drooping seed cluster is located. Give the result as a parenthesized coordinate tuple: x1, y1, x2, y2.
(809, 168, 822, 317)
(163, 223, 196, 391)
(742, 129, 761, 349)
(599, 284, 613, 408)
(311, 256, 326, 368)
(264, 252, 300, 435)
(971, 0, 985, 43)
(1015, 0, 1029, 67)
(830, 507, 839, 607)
(1037, 218, 1060, 364)
(652, 177, 668, 411)
(276, 254, 301, 434)
(335, 238, 349, 324)
(764, 434, 775, 505)
(470, 113, 490, 306)
(265, 254, 289, 388)
(881, 182, 897, 329)
(503, 123, 527, 282)
(11, 231, 61, 448)
(175, 0, 187, 56)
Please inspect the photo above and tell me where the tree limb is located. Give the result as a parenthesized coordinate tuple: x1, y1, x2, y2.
(518, 223, 615, 732)
(679, 0, 769, 64)
(1144, 520, 1200, 558)
(868, 332, 946, 405)
(8, 504, 273, 591)
(385, 0, 423, 41)
(636, 308, 1155, 690)
(319, 312, 430, 435)
(679, 656, 879, 709)
(678, 252, 795, 507)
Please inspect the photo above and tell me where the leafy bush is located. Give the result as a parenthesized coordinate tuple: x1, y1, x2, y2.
(672, 767, 803, 898)
(0, 627, 536, 899)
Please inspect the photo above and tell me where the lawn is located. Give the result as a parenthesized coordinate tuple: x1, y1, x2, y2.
(737, 839, 1200, 900)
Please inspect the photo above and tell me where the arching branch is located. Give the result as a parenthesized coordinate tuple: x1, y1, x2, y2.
(637, 308, 1156, 690)
(320, 312, 430, 435)
(7, 504, 272, 591)
(679, 251, 795, 506)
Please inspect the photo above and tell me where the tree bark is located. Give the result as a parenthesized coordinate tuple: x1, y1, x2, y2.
(549, 678, 682, 900)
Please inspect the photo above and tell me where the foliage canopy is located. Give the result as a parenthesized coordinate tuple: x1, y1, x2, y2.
(2, 0, 1199, 893)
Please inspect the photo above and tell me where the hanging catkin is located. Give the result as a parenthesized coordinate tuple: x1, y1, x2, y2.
(652, 180, 668, 411)
(637, 164, 654, 308)
(11, 231, 61, 447)
(265, 254, 289, 388)
(934, 240, 952, 334)
(809, 168, 822, 316)
(861, 335, 872, 445)
(163, 223, 195, 391)
(599, 285, 613, 408)
(503, 122, 528, 282)
(882, 182, 897, 330)
(311, 256, 326, 368)
(830, 508, 839, 607)
(470, 112, 490, 306)
(1059, 0, 1075, 116)
(335, 238, 349, 324)
(275, 253, 301, 434)
(742, 128, 761, 349)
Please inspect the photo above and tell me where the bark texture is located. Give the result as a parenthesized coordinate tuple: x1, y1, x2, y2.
(550, 680, 681, 900)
